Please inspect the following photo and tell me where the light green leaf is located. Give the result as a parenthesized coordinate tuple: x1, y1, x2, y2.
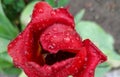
(76, 21, 120, 67)
(46, 0, 56, 7)
(57, 0, 70, 7)
(19, 71, 27, 77)
(0, 52, 12, 63)
(0, 37, 9, 53)
(95, 66, 111, 77)
(74, 9, 85, 24)
(20, 1, 38, 30)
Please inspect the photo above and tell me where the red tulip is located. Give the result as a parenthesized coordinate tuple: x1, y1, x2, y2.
(8, 2, 107, 77)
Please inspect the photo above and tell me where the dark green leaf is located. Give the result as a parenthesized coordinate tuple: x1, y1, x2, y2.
(2, 67, 21, 75)
(2, 0, 14, 5)
(46, 0, 56, 7)
(0, 0, 18, 39)
(0, 59, 13, 69)
(57, 0, 70, 7)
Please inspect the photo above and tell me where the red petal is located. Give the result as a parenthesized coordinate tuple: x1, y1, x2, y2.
(8, 26, 45, 67)
(74, 39, 107, 77)
(40, 23, 82, 53)
(30, 2, 74, 31)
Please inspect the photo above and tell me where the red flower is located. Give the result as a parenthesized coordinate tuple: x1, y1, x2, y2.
(8, 2, 107, 77)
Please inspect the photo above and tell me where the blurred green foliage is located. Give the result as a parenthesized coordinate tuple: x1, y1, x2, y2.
(0, 0, 120, 77)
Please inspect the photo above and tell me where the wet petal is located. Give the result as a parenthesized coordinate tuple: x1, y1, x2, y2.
(74, 39, 107, 77)
(40, 23, 82, 53)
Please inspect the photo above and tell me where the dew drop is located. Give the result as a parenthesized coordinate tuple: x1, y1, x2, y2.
(25, 51, 29, 55)
(53, 28, 57, 31)
(89, 70, 93, 74)
(38, 9, 43, 13)
(48, 43, 56, 49)
(85, 58, 88, 61)
(76, 37, 80, 40)
(51, 11, 56, 16)
(53, 35, 57, 38)
(64, 37, 70, 42)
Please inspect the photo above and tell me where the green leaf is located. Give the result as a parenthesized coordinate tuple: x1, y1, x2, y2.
(74, 9, 85, 24)
(95, 62, 111, 77)
(20, 1, 38, 30)
(57, 0, 70, 7)
(76, 21, 120, 67)
(95, 65, 111, 77)
(0, 37, 9, 53)
(0, 59, 13, 69)
(2, 67, 21, 75)
(0, 52, 12, 63)
(2, 0, 14, 5)
(0, 0, 18, 39)
(46, 0, 56, 7)
(19, 71, 27, 77)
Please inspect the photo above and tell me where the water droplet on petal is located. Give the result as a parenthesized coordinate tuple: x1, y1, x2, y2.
(89, 70, 93, 74)
(38, 9, 43, 13)
(85, 58, 88, 61)
(48, 43, 56, 49)
(64, 37, 70, 42)
(76, 37, 80, 40)
(53, 28, 57, 31)
(51, 11, 56, 16)
(25, 51, 29, 55)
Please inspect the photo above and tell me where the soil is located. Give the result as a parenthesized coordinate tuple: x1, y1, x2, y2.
(69, 0, 120, 52)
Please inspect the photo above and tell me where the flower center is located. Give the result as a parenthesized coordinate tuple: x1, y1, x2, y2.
(42, 50, 76, 65)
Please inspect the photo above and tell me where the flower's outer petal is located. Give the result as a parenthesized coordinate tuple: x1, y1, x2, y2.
(8, 26, 45, 67)
(74, 39, 107, 77)
(40, 23, 82, 53)
(21, 47, 87, 77)
(30, 2, 74, 31)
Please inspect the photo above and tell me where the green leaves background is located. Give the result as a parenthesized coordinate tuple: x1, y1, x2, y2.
(0, 0, 120, 77)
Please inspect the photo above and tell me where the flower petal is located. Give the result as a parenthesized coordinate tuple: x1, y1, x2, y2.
(74, 39, 107, 77)
(40, 23, 82, 53)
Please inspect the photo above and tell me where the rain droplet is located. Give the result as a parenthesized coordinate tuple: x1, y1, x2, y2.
(89, 70, 93, 74)
(25, 51, 29, 55)
(85, 58, 88, 61)
(48, 43, 56, 49)
(38, 9, 43, 13)
(64, 37, 70, 42)
(53, 28, 57, 31)
(53, 35, 57, 38)
(51, 11, 56, 16)
(76, 37, 80, 40)
(40, 19, 43, 21)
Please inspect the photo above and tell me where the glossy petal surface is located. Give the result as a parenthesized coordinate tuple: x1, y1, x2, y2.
(8, 2, 107, 77)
